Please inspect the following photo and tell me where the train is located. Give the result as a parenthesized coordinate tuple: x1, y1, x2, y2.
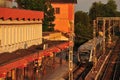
(77, 36, 103, 63)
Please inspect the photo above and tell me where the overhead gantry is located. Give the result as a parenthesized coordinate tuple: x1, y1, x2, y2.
(96, 17, 120, 48)
(92, 17, 120, 72)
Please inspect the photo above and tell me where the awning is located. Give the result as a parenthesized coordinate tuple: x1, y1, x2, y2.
(0, 42, 72, 77)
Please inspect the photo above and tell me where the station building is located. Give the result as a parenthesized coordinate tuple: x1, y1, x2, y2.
(0, 7, 44, 80)
(0, 8, 43, 53)
(0, 8, 71, 80)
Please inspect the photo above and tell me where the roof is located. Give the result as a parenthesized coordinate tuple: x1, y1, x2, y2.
(0, 8, 44, 20)
(78, 37, 103, 52)
(51, 0, 77, 3)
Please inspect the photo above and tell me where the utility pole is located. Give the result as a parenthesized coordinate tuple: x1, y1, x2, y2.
(108, 20, 112, 47)
(103, 19, 106, 54)
(119, 20, 120, 32)
(69, 20, 74, 80)
(93, 20, 97, 71)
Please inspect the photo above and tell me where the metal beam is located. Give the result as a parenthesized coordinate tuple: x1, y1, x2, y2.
(97, 17, 120, 21)
(69, 20, 74, 80)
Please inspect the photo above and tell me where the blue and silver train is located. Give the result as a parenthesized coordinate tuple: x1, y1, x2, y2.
(77, 36, 103, 63)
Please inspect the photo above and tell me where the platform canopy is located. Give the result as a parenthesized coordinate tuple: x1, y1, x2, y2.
(0, 7, 44, 20)
(0, 42, 70, 77)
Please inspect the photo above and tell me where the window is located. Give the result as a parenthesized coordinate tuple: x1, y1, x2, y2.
(55, 8, 60, 14)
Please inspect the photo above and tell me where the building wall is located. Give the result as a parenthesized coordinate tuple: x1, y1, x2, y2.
(0, 20, 42, 53)
(0, 0, 5, 7)
(51, 3, 74, 33)
(0, 0, 18, 8)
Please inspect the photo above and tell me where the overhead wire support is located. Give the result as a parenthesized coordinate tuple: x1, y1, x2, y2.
(93, 20, 97, 72)
(69, 20, 74, 80)
(103, 19, 106, 54)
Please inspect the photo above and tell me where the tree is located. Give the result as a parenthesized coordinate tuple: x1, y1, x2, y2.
(17, 0, 44, 10)
(105, 0, 117, 17)
(74, 11, 92, 48)
(17, 0, 55, 31)
(107, 0, 117, 11)
(116, 11, 120, 17)
(43, 0, 55, 31)
(75, 11, 90, 26)
(89, 0, 118, 20)
(89, 1, 106, 20)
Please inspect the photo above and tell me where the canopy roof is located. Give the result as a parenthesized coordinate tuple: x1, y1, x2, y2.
(0, 41, 71, 77)
(0, 8, 44, 20)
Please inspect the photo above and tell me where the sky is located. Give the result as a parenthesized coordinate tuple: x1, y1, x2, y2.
(75, 0, 120, 12)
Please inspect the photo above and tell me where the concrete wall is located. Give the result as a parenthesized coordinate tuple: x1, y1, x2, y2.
(0, 0, 18, 8)
(0, 19, 42, 53)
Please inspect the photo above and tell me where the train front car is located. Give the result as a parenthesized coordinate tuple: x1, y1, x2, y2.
(77, 39, 93, 63)
(77, 37, 103, 64)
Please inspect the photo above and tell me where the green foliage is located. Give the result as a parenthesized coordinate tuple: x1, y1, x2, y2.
(75, 23, 93, 40)
(74, 11, 93, 46)
(105, 0, 117, 17)
(74, 23, 93, 49)
(17, 0, 55, 32)
(107, 0, 117, 11)
(75, 11, 90, 26)
(89, 0, 118, 20)
(43, 1, 55, 31)
(116, 11, 120, 17)
(17, 0, 44, 10)
(89, 2, 105, 20)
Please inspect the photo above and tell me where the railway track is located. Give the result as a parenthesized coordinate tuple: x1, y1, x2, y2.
(73, 63, 87, 80)
(75, 63, 93, 80)
(100, 38, 120, 80)
(64, 62, 93, 80)
(112, 54, 120, 80)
